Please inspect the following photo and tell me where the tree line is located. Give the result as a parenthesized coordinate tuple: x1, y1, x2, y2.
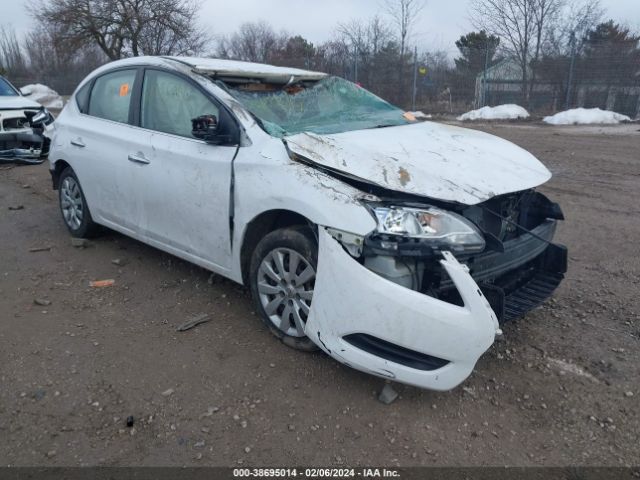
(1, 0, 638, 113)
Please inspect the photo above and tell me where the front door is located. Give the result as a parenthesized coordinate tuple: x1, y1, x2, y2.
(127, 69, 238, 271)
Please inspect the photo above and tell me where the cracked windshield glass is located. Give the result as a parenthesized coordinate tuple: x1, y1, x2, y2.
(227, 76, 412, 137)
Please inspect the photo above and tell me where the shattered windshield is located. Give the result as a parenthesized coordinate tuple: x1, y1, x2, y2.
(0, 77, 19, 96)
(227, 76, 411, 137)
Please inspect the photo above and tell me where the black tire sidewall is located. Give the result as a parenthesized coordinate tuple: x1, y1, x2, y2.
(58, 167, 96, 238)
(249, 226, 319, 352)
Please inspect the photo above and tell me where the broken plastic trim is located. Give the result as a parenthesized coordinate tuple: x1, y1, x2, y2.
(326, 227, 364, 258)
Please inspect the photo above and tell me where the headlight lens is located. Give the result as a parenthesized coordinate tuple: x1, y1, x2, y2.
(372, 206, 485, 252)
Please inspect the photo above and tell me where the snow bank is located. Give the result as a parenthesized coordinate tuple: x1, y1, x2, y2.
(20, 84, 64, 110)
(457, 104, 529, 121)
(543, 108, 631, 125)
(407, 110, 433, 120)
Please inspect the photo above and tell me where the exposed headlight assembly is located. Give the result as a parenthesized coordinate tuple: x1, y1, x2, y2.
(371, 206, 486, 253)
(30, 107, 54, 127)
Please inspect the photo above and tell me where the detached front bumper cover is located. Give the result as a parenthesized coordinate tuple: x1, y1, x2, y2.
(304, 228, 501, 391)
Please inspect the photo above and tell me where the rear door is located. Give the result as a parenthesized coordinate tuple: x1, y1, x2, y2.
(126, 68, 239, 271)
(67, 68, 143, 234)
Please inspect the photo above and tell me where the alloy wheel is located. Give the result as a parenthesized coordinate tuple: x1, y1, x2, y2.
(60, 176, 84, 230)
(257, 248, 315, 337)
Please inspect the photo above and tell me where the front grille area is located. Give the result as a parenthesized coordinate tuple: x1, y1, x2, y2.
(2, 116, 28, 131)
(502, 270, 564, 321)
(436, 242, 567, 323)
(343, 333, 450, 371)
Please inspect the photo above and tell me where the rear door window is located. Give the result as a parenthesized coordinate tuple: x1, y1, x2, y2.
(88, 69, 137, 123)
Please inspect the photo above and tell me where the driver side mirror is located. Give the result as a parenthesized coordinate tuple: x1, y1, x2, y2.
(191, 114, 218, 141)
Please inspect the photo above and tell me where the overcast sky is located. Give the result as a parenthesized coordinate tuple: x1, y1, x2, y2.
(4, 0, 640, 56)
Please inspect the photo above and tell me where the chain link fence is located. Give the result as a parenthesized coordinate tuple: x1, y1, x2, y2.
(3, 38, 639, 119)
(6, 73, 83, 97)
(408, 39, 640, 118)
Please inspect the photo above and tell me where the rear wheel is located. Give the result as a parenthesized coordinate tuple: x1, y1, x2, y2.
(58, 167, 99, 238)
(249, 226, 318, 351)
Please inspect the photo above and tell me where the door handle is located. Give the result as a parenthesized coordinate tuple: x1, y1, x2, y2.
(128, 153, 150, 165)
(70, 139, 85, 148)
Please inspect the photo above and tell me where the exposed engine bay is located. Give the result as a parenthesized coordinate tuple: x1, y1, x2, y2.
(331, 185, 568, 324)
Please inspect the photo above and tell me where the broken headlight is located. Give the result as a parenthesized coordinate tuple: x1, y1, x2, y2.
(30, 108, 54, 127)
(371, 206, 486, 253)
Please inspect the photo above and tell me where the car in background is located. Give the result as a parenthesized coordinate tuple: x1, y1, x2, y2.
(46, 56, 567, 391)
(0, 75, 53, 164)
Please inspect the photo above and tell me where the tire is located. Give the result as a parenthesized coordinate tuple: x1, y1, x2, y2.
(58, 167, 99, 238)
(249, 226, 319, 351)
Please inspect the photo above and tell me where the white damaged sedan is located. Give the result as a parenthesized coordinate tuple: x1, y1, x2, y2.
(47, 57, 567, 391)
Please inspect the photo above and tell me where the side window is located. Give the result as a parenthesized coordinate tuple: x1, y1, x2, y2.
(75, 82, 91, 113)
(141, 70, 219, 138)
(88, 69, 137, 123)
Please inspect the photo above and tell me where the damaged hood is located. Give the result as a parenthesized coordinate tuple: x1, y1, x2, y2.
(0, 96, 42, 110)
(285, 122, 551, 205)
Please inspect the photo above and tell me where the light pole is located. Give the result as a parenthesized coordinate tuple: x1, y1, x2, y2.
(565, 31, 577, 110)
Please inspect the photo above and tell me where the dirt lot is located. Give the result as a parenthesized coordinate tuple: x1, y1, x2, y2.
(1, 123, 639, 467)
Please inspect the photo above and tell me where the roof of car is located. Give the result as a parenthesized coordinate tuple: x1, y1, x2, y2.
(163, 56, 328, 82)
(80, 56, 329, 91)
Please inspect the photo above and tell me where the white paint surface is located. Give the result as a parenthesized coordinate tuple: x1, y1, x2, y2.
(305, 230, 499, 390)
(168, 56, 327, 81)
(286, 121, 551, 205)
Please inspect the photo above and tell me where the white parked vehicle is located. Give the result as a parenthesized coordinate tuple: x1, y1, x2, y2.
(47, 57, 567, 391)
(0, 75, 53, 164)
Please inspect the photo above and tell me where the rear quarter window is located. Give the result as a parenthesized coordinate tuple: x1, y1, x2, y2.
(75, 82, 91, 113)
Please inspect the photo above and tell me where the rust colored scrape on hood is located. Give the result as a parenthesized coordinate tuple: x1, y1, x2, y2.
(284, 122, 551, 205)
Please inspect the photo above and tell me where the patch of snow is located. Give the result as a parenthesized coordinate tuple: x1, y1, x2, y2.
(407, 110, 432, 120)
(457, 104, 530, 121)
(19, 84, 64, 110)
(543, 108, 631, 125)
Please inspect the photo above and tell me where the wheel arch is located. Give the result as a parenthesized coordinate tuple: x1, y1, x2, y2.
(51, 159, 72, 190)
(239, 209, 316, 285)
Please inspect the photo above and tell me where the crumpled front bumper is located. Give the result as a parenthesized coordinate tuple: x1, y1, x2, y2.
(0, 131, 49, 164)
(304, 228, 502, 391)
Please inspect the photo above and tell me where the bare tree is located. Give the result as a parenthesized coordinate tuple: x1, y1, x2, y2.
(470, 0, 541, 102)
(544, 0, 603, 55)
(217, 21, 287, 63)
(337, 15, 392, 57)
(0, 25, 28, 76)
(28, 0, 209, 60)
(383, 0, 425, 60)
(529, 0, 564, 97)
(336, 15, 393, 83)
(24, 22, 106, 80)
(470, 0, 599, 103)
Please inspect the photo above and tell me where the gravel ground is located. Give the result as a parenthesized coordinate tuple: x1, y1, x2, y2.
(0, 123, 638, 467)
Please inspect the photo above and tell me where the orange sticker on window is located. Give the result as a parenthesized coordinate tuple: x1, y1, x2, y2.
(119, 83, 129, 97)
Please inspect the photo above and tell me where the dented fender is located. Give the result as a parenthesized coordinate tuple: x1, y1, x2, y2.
(305, 228, 501, 391)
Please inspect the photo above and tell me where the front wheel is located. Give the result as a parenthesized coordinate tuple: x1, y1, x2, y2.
(249, 226, 318, 351)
